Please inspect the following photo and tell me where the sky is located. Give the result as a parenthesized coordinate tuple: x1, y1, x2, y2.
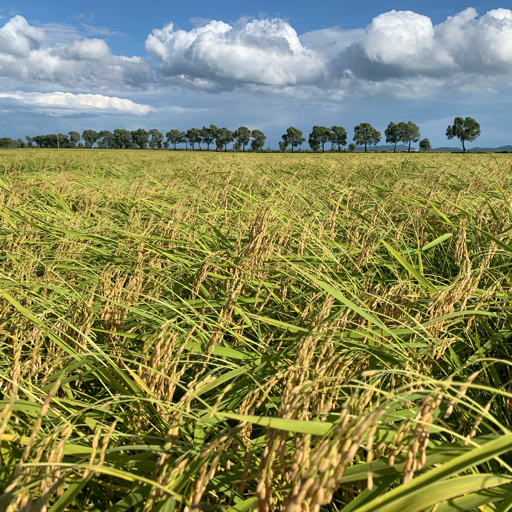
(1, 0, 512, 149)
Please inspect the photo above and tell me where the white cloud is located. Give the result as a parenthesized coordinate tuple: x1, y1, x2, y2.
(332, 8, 512, 81)
(145, 18, 325, 89)
(142, 9, 512, 99)
(0, 15, 45, 57)
(0, 16, 152, 90)
(52, 38, 111, 61)
(299, 26, 364, 59)
(1, 9, 512, 106)
(81, 24, 126, 38)
(74, 13, 95, 23)
(0, 91, 154, 115)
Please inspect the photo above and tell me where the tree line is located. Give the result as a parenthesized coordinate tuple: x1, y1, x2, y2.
(1, 117, 481, 153)
(19, 126, 267, 152)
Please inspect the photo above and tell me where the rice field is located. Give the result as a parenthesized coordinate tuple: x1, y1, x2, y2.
(2, 149, 512, 511)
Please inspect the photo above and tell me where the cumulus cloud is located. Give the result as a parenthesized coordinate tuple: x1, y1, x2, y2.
(0, 91, 154, 115)
(1, 9, 512, 104)
(0, 16, 152, 90)
(299, 26, 364, 59)
(331, 8, 512, 82)
(0, 15, 45, 57)
(141, 9, 512, 98)
(145, 18, 325, 89)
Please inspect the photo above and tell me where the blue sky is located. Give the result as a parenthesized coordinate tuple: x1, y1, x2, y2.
(1, 1, 512, 148)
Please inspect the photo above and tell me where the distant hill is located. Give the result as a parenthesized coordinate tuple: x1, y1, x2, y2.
(353, 144, 511, 153)
(468, 145, 512, 152)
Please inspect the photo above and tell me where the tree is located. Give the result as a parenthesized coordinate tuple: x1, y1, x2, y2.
(166, 130, 183, 150)
(385, 122, 401, 152)
(279, 140, 287, 152)
(25, 136, 33, 148)
(131, 129, 149, 149)
(149, 129, 163, 149)
(419, 138, 431, 152)
(98, 131, 114, 149)
(57, 134, 71, 148)
(353, 123, 381, 152)
(234, 126, 252, 151)
(282, 127, 305, 153)
(17, 138, 25, 148)
(186, 128, 201, 150)
(446, 117, 481, 152)
(163, 141, 169, 149)
(216, 128, 234, 151)
(114, 129, 134, 149)
(399, 121, 421, 152)
(32, 135, 44, 148)
(308, 126, 331, 152)
(250, 130, 266, 151)
(330, 126, 347, 152)
(68, 131, 80, 148)
(82, 130, 99, 148)
(181, 132, 188, 150)
(200, 125, 217, 150)
(29, 134, 70, 148)
(348, 143, 356, 152)
(0, 137, 17, 148)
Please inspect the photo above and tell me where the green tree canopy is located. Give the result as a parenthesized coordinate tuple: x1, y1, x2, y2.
(216, 128, 234, 151)
(385, 122, 401, 152)
(114, 129, 135, 149)
(399, 121, 421, 152)
(353, 123, 381, 152)
(0, 137, 17, 148)
(250, 130, 266, 151)
(282, 127, 305, 153)
(31, 134, 70, 148)
(186, 128, 202, 150)
(446, 117, 481, 152)
(166, 129, 184, 150)
(308, 126, 331, 152)
(82, 130, 99, 148)
(131, 129, 149, 149)
(148, 129, 163, 149)
(200, 125, 217, 150)
(68, 131, 81, 148)
(330, 126, 347, 152)
(98, 131, 114, 149)
(348, 142, 356, 152)
(419, 138, 431, 152)
(234, 126, 252, 151)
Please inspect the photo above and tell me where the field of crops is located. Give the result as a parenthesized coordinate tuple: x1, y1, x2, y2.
(2, 149, 512, 511)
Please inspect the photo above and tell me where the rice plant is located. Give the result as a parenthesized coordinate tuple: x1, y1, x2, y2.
(1, 149, 512, 511)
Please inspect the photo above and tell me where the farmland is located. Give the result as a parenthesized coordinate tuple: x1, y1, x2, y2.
(2, 149, 512, 511)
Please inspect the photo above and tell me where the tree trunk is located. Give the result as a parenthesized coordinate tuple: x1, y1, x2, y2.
(408, 141, 411, 152)
(394, 142, 396, 152)
(365, 142, 367, 153)
(462, 140, 466, 152)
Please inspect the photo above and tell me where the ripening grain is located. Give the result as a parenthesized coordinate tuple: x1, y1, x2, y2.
(1, 150, 512, 511)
